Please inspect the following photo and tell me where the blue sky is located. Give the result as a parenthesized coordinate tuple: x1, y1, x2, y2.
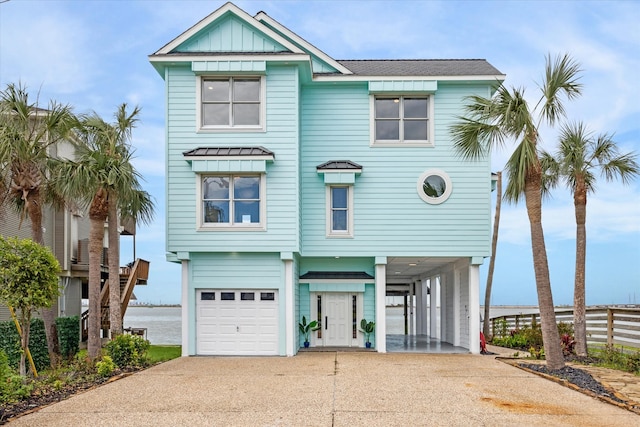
(1, 0, 638, 306)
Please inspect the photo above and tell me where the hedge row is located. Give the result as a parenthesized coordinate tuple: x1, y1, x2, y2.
(0, 315, 79, 371)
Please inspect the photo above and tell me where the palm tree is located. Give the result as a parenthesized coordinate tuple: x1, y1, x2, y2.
(451, 54, 583, 369)
(483, 171, 502, 339)
(0, 82, 75, 367)
(103, 105, 154, 337)
(541, 122, 639, 356)
(54, 104, 154, 359)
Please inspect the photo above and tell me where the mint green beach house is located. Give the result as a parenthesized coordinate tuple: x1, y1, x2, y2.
(149, 2, 504, 356)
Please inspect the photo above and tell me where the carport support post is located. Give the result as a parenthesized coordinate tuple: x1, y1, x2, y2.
(430, 276, 438, 339)
(468, 261, 481, 354)
(375, 258, 387, 352)
(181, 259, 190, 357)
(415, 279, 422, 335)
(283, 256, 295, 356)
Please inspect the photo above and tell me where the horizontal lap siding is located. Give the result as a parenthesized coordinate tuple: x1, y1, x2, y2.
(190, 252, 282, 288)
(166, 65, 299, 254)
(300, 83, 491, 257)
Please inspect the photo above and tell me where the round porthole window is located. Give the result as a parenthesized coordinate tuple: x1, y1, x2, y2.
(417, 169, 452, 204)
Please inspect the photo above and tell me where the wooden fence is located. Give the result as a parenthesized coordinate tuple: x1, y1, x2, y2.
(490, 306, 640, 349)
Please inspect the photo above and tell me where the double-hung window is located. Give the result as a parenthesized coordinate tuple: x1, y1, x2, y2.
(374, 96, 430, 144)
(202, 175, 262, 227)
(200, 77, 262, 129)
(327, 186, 353, 237)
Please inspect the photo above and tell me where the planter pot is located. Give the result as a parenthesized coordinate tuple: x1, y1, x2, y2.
(365, 342, 372, 349)
(304, 341, 310, 348)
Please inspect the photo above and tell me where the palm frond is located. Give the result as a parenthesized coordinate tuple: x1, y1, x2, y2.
(539, 150, 561, 198)
(600, 152, 640, 185)
(450, 117, 493, 160)
(539, 53, 583, 125)
(503, 137, 539, 203)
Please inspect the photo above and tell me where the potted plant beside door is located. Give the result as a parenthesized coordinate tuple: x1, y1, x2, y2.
(360, 319, 375, 348)
(299, 316, 320, 348)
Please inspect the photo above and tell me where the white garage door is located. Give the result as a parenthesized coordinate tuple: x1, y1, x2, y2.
(196, 289, 279, 355)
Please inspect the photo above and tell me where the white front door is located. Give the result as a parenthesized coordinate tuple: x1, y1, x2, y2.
(324, 293, 351, 346)
(310, 292, 363, 347)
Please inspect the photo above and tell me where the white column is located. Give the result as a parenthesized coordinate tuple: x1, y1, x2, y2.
(468, 264, 480, 354)
(439, 275, 446, 341)
(181, 260, 189, 357)
(375, 263, 387, 352)
(414, 281, 420, 335)
(421, 278, 429, 334)
(284, 259, 295, 356)
(430, 277, 439, 339)
(453, 268, 460, 346)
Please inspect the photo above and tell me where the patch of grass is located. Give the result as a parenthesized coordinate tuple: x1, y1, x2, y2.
(588, 344, 640, 375)
(147, 345, 181, 364)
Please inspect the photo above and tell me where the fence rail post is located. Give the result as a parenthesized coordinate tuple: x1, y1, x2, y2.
(607, 308, 614, 347)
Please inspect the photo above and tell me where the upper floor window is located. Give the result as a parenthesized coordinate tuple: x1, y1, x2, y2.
(372, 96, 432, 145)
(201, 174, 263, 228)
(200, 77, 263, 130)
(327, 186, 353, 237)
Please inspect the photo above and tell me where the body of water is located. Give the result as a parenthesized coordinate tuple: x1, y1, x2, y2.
(123, 306, 181, 345)
(124, 305, 542, 345)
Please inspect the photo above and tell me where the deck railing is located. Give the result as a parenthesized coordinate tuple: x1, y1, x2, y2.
(490, 306, 640, 349)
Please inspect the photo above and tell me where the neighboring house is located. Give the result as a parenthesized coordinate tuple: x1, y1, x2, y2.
(0, 141, 149, 339)
(0, 139, 88, 322)
(149, 2, 504, 356)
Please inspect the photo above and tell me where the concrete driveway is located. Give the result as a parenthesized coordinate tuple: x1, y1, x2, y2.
(9, 352, 638, 426)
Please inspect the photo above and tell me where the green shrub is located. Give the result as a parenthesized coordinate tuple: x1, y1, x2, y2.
(0, 318, 50, 372)
(557, 321, 574, 337)
(105, 334, 150, 368)
(0, 350, 32, 404)
(625, 351, 640, 374)
(55, 316, 80, 359)
(96, 356, 116, 378)
(520, 324, 543, 350)
(493, 318, 509, 338)
(0, 322, 21, 368)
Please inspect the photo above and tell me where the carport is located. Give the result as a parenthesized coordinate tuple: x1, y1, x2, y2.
(379, 256, 480, 354)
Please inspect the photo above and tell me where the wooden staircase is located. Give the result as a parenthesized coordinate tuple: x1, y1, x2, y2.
(81, 258, 150, 341)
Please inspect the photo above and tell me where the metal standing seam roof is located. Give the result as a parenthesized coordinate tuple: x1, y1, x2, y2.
(182, 146, 275, 157)
(334, 59, 503, 77)
(299, 271, 375, 280)
(316, 160, 363, 171)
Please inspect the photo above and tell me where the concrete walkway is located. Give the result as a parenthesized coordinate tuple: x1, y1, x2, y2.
(9, 352, 638, 426)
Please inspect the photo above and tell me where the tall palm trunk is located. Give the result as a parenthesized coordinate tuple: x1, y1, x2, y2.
(108, 193, 123, 337)
(484, 172, 502, 339)
(573, 178, 588, 356)
(87, 189, 108, 359)
(24, 177, 60, 367)
(524, 168, 564, 370)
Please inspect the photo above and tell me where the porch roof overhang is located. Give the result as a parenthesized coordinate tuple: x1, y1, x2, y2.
(299, 271, 374, 281)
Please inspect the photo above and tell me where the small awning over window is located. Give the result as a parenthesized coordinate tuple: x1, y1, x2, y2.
(316, 160, 362, 184)
(183, 146, 274, 172)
